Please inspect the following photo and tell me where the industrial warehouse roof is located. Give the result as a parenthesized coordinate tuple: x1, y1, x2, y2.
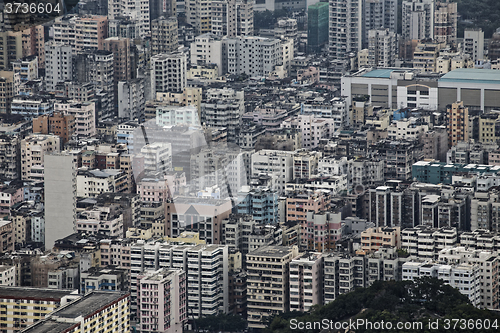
(440, 69, 500, 84)
(361, 69, 395, 78)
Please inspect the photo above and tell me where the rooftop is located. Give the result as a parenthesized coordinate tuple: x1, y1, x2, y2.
(440, 69, 500, 85)
(0, 287, 76, 301)
(248, 245, 295, 258)
(0, 265, 13, 272)
(82, 266, 126, 277)
(361, 69, 395, 78)
(22, 319, 76, 333)
(53, 291, 128, 319)
(141, 268, 182, 282)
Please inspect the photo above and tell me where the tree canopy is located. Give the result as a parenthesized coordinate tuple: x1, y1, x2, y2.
(194, 313, 246, 332)
(265, 277, 500, 333)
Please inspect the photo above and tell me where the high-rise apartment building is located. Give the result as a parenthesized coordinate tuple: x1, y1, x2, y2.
(118, 78, 145, 121)
(44, 42, 73, 92)
(108, 17, 141, 39)
(23, 291, 131, 333)
(438, 246, 499, 309)
(368, 28, 397, 67)
(103, 37, 137, 109)
(44, 153, 77, 251)
(0, 266, 15, 286)
(362, 0, 397, 49)
(236, 0, 254, 36)
(149, 0, 177, 21)
(201, 88, 244, 142)
(246, 245, 299, 329)
(401, 226, 458, 259)
(75, 203, 125, 236)
(212, 0, 237, 37)
(32, 112, 76, 145)
(12, 55, 38, 82)
(210, 0, 254, 37)
(434, 0, 457, 46)
(103, 37, 136, 84)
(301, 211, 343, 252)
(21, 26, 45, 68)
(252, 150, 294, 194)
(156, 105, 200, 127)
(73, 50, 115, 120)
(237, 188, 279, 224)
(190, 34, 224, 75)
(151, 52, 187, 94)
(53, 15, 108, 52)
(186, 0, 211, 34)
(137, 269, 187, 333)
(0, 135, 20, 180)
(447, 101, 469, 148)
(74, 50, 114, 93)
(21, 135, 61, 182)
(289, 252, 324, 312)
(226, 36, 281, 76)
(329, 0, 362, 59)
(165, 197, 233, 243)
(402, 261, 481, 307)
(0, 287, 79, 332)
(151, 17, 179, 55)
(402, 0, 435, 41)
(0, 31, 23, 71)
(141, 142, 172, 173)
(0, 71, 19, 114)
(108, 0, 150, 37)
(464, 29, 485, 62)
(130, 243, 229, 318)
(54, 102, 97, 138)
(308, 2, 329, 54)
(80, 266, 128, 294)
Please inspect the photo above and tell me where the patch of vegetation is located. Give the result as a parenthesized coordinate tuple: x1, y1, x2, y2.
(253, 9, 290, 31)
(265, 277, 500, 333)
(194, 313, 246, 332)
(397, 0, 500, 38)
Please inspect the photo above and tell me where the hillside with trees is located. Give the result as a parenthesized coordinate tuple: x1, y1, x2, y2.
(453, 0, 500, 37)
(265, 277, 500, 333)
(396, 0, 500, 38)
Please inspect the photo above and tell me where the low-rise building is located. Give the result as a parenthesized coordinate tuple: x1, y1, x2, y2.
(76, 205, 124, 238)
(361, 226, 401, 252)
(76, 168, 127, 197)
(80, 266, 127, 294)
